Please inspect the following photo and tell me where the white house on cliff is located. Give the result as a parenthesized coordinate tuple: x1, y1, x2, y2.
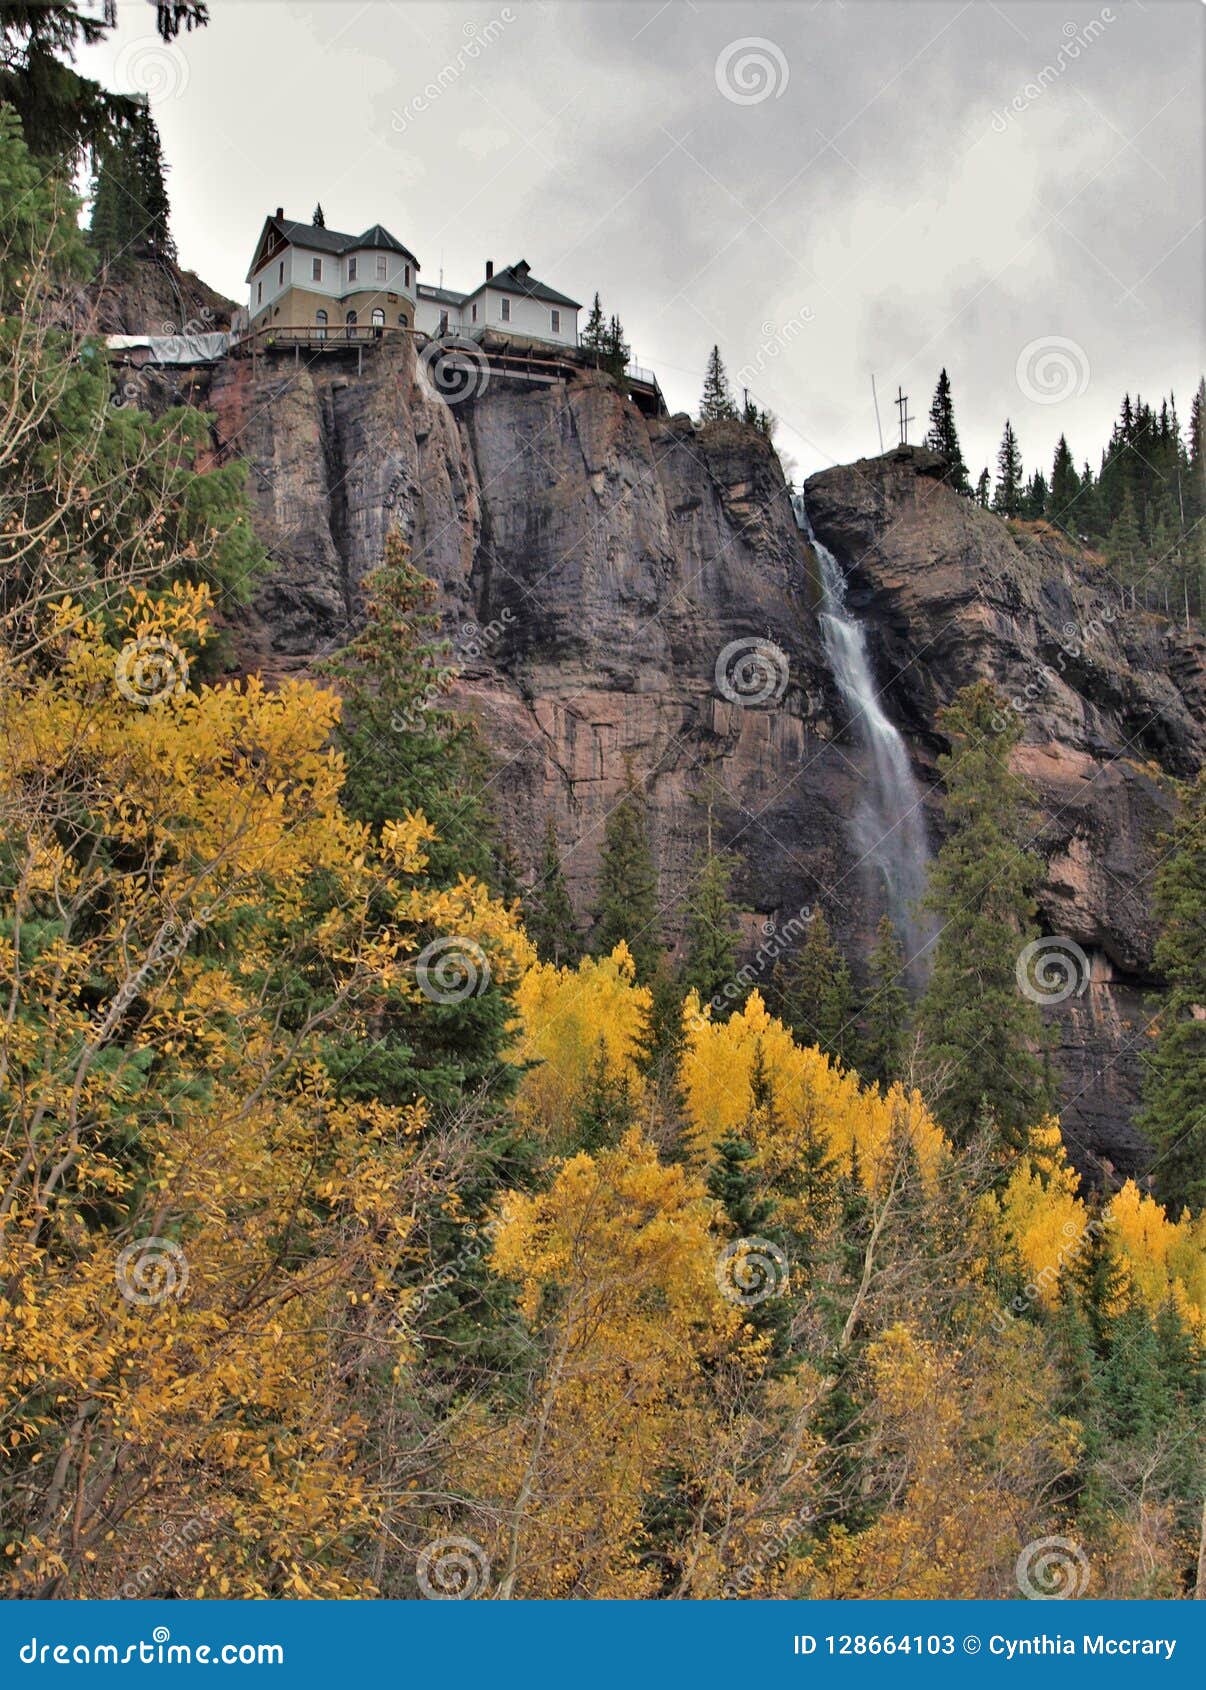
(246, 208, 581, 348)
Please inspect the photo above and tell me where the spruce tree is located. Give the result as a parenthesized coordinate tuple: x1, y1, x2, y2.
(773, 907, 858, 1069)
(975, 467, 991, 508)
(524, 813, 582, 968)
(591, 768, 661, 982)
(992, 420, 1024, 517)
(601, 312, 630, 379)
(681, 850, 742, 1010)
(573, 1035, 637, 1151)
(581, 291, 606, 355)
(312, 202, 325, 227)
(862, 915, 911, 1088)
(1138, 770, 1206, 1213)
(917, 682, 1053, 1147)
(89, 103, 174, 262)
(1048, 434, 1081, 532)
(924, 368, 970, 493)
(699, 344, 738, 423)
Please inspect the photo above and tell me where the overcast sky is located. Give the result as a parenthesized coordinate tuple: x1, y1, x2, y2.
(81, 0, 1204, 483)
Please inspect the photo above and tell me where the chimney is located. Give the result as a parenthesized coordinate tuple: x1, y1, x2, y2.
(485, 260, 494, 280)
(275, 206, 284, 219)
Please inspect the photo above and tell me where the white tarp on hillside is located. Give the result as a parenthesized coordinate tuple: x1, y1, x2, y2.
(105, 332, 230, 364)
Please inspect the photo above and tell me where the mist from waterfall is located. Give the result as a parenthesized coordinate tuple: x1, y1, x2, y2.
(792, 492, 930, 965)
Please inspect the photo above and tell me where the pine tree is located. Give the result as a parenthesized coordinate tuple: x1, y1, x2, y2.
(975, 467, 991, 508)
(312, 203, 325, 227)
(699, 344, 738, 424)
(1138, 770, 1206, 1213)
(862, 915, 911, 1088)
(581, 291, 606, 355)
(1048, 434, 1081, 533)
(742, 393, 775, 439)
(89, 103, 174, 263)
(601, 312, 630, 379)
(591, 768, 661, 982)
(1107, 483, 1143, 601)
(923, 368, 970, 493)
(992, 420, 1024, 517)
(773, 907, 858, 1069)
(524, 814, 582, 969)
(573, 1035, 637, 1151)
(681, 850, 742, 1010)
(917, 682, 1053, 1147)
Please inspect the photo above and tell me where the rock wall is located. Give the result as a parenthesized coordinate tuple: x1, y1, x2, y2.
(183, 332, 1201, 1179)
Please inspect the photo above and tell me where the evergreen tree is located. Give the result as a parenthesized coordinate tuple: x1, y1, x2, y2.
(923, 368, 970, 493)
(89, 103, 174, 262)
(312, 202, 325, 227)
(1107, 483, 1143, 600)
(992, 420, 1024, 517)
(699, 344, 738, 423)
(591, 768, 661, 982)
(1138, 770, 1206, 1213)
(573, 1035, 637, 1151)
(681, 850, 742, 1010)
(917, 682, 1053, 1147)
(975, 467, 991, 508)
(601, 312, 630, 379)
(581, 291, 606, 354)
(1021, 468, 1048, 520)
(524, 813, 582, 968)
(862, 915, 911, 1088)
(741, 393, 775, 439)
(1048, 434, 1081, 532)
(773, 907, 858, 1069)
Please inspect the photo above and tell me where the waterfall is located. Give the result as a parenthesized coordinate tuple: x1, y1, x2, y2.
(792, 492, 930, 962)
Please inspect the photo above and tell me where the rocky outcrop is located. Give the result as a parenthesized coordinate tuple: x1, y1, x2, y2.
(85, 255, 236, 335)
(164, 331, 1200, 1179)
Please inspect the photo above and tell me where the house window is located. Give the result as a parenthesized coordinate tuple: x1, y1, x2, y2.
(312, 257, 322, 282)
(399, 312, 409, 328)
(471, 302, 478, 324)
(316, 309, 328, 340)
(500, 297, 511, 322)
(371, 307, 385, 336)
(257, 281, 262, 304)
(404, 264, 411, 287)
(345, 309, 357, 339)
(439, 310, 449, 335)
(348, 257, 358, 282)
(278, 260, 285, 284)
(376, 256, 387, 281)
(551, 309, 561, 334)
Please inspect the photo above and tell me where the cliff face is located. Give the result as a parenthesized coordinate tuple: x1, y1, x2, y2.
(181, 332, 1200, 1178)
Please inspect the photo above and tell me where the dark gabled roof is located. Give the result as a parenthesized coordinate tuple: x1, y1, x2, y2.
(247, 214, 420, 279)
(466, 259, 580, 310)
(417, 283, 468, 306)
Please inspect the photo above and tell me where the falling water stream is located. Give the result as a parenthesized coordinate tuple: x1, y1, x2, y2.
(792, 493, 930, 962)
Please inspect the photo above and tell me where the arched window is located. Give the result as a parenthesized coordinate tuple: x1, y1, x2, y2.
(345, 309, 357, 339)
(399, 312, 410, 328)
(315, 309, 328, 341)
(371, 307, 385, 338)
